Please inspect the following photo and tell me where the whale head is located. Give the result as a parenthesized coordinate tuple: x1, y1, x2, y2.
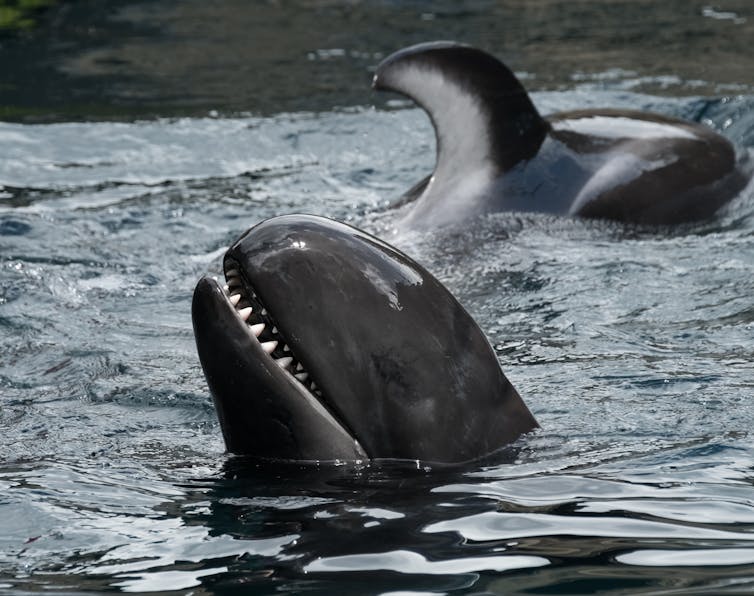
(192, 214, 537, 464)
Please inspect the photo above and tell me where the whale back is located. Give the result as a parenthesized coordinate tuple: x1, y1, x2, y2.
(375, 42, 752, 227)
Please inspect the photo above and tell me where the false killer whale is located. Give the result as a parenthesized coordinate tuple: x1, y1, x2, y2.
(373, 41, 752, 227)
(192, 215, 537, 464)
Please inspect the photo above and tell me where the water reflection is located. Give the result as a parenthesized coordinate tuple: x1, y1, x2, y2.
(305, 549, 549, 575)
(93, 459, 754, 592)
(2, 0, 754, 121)
(2, 444, 754, 592)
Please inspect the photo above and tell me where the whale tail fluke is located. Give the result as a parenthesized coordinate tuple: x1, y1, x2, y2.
(373, 41, 549, 178)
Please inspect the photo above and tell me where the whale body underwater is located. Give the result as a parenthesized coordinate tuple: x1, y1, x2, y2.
(374, 41, 752, 227)
(192, 215, 538, 464)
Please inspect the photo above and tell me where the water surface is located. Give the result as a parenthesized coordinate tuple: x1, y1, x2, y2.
(1, 1, 754, 594)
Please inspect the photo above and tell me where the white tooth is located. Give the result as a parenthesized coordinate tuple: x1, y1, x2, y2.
(261, 308, 268, 316)
(225, 268, 240, 277)
(250, 323, 265, 337)
(261, 340, 278, 354)
(276, 357, 293, 369)
(238, 307, 252, 321)
(272, 326, 278, 334)
(295, 363, 304, 371)
(283, 345, 290, 352)
(223, 285, 229, 293)
(229, 294, 241, 306)
(295, 372, 309, 382)
(311, 382, 317, 390)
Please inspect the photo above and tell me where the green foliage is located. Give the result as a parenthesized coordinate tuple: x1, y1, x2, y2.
(0, 0, 56, 31)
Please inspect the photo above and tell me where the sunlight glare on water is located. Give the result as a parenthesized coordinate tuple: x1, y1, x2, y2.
(1, 2, 754, 592)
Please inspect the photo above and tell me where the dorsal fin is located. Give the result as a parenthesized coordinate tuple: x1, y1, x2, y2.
(374, 41, 548, 179)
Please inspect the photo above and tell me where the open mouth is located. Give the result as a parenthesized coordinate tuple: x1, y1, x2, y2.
(193, 242, 369, 461)
(221, 259, 324, 400)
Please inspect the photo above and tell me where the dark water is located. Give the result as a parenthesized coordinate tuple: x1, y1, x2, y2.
(1, 2, 754, 594)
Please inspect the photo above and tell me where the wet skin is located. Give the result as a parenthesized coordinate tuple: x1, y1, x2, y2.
(374, 42, 752, 227)
(192, 215, 537, 464)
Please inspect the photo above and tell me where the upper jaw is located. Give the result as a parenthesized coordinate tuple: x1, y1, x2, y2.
(191, 275, 368, 462)
(221, 258, 320, 395)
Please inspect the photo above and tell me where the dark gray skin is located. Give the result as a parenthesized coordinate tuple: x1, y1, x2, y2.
(192, 214, 537, 464)
(374, 41, 752, 228)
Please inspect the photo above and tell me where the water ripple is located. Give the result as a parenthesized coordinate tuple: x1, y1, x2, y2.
(1, 89, 753, 593)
